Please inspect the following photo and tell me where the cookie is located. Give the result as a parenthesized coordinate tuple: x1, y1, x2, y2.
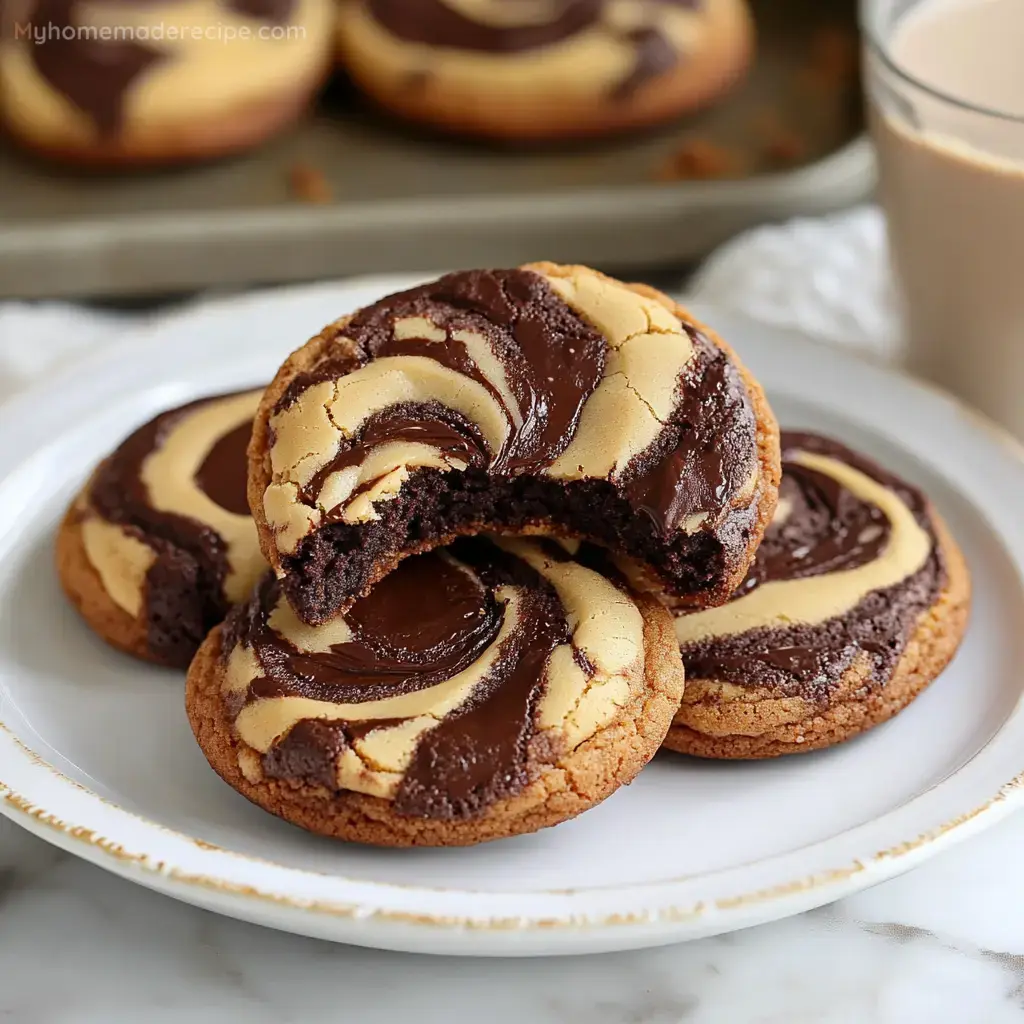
(336, 0, 753, 142)
(57, 390, 267, 668)
(664, 432, 971, 759)
(186, 534, 683, 846)
(0, 0, 333, 168)
(249, 262, 780, 626)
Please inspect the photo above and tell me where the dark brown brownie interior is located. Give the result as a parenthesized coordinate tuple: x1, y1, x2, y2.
(282, 466, 758, 625)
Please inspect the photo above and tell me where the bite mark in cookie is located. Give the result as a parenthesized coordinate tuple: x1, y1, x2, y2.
(252, 263, 779, 625)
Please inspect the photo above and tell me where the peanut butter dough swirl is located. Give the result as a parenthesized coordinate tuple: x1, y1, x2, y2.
(220, 536, 646, 820)
(676, 432, 947, 700)
(19, 0, 299, 137)
(361, 0, 703, 97)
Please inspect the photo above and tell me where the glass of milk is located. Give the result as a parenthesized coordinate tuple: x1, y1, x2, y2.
(864, 0, 1024, 437)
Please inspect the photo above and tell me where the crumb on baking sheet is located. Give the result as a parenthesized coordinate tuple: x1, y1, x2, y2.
(655, 139, 744, 182)
(805, 25, 860, 90)
(752, 107, 809, 169)
(288, 162, 333, 204)
(764, 131, 808, 167)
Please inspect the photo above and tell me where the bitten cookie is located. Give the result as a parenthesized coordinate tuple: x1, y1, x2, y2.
(0, 0, 333, 167)
(250, 262, 780, 626)
(57, 390, 267, 668)
(665, 432, 971, 759)
(186, 535, 684, 846)
(336, 0, 754, 142)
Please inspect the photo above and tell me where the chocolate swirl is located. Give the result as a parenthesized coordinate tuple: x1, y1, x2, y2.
(364, 0, 703, 97)
(284, 268, 608, 479)
(195, 421, 254, 517)
(86, 390, 263, 665)
(22, 0, 298, 136)
(248, 548, 504, 705)
(366, 0, 603, 52)
(28, 0, 166, 136)
(221, 535, 646, 819)
(678, 432, 946, 701)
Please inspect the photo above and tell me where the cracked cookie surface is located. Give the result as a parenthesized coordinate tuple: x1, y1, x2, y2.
(186, 534, 683, 845)
(336, 0, 754, 141)
(57, 389, 267, 667)
(250, 262, 780, 626)
(665, 432, 971, 759)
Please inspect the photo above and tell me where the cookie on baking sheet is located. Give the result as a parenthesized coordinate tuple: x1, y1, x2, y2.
(664, 432, 971, 759)
(0, 0, 333, 168)
(336, 0, 754, 142)
(57, 390, 267, 668)
(249, 262, 780, 626)
(186, 535, 684, 846)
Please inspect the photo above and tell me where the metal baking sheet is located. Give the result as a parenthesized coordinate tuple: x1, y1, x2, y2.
(0, 0, 870, 300)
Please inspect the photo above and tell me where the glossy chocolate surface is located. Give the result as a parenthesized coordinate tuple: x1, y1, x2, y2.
(680, 432, 945, 701)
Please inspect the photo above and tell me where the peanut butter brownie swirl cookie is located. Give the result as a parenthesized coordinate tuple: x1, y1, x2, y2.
(58, 390, 267, 667)
(250, 262, 780, 626)
(336, 0, 754, 141)
(186, 535, 683, 845)
(0, 0, 333, 167)
(665, 432, 970, 759)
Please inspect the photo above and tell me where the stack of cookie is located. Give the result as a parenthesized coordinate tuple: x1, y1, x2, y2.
(1, 0, 753, 166)
(57, 263, 970, 847)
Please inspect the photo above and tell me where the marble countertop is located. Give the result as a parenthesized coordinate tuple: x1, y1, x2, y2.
(3, 810, 1024, 1023)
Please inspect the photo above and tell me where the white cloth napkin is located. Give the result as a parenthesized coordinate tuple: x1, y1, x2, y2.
(687, 205, 901, 362)
(0, 302, 150, 404)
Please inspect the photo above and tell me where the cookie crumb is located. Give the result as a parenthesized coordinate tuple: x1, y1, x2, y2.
(289, 162, 333, 204)
(656, 139, 743, 181)
(752, 108, 808, 169)
(764, 126, 808, 168)
(805, 25, 859, 91)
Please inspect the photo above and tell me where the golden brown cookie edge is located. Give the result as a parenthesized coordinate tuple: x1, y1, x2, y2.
(55, 499, 160, 664)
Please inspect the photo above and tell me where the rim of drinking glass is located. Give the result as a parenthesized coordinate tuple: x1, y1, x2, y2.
(862, 3, 1024, 125)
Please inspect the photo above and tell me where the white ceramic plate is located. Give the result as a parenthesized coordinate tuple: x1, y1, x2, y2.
(1, 279, 1022, 958)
